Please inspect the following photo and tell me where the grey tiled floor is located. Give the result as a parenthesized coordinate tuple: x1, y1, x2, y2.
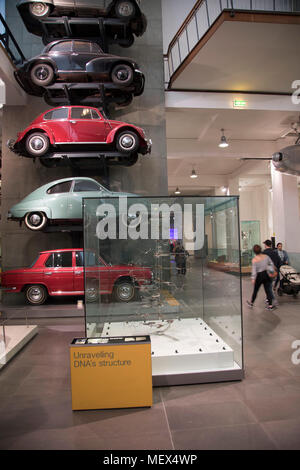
(0, 277, 300, 450)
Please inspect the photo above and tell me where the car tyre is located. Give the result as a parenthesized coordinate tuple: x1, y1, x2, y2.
(30, 63, 55, 87)
(25, 285, 48, 306)
(24, 212, 48, 231)
(29, 2, 51, 18)
(114, 0, 136, 20)
(85, 284, 99, 303)
(111, 64, 133, 86)
(116, 130, 139, 154)
(113, 281, 135, 302)
(25, 132, 50, 157)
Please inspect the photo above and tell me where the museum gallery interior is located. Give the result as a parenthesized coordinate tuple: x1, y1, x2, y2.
(0, 0, 300, 451)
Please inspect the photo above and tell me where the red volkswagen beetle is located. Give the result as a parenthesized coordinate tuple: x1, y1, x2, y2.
(1, 248, 153, 305)
(8, 105, 151, 159)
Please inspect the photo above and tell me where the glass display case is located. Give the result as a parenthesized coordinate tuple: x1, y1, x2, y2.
(83, 196, 244, 385)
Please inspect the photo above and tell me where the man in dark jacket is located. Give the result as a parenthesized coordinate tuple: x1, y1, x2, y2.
(263, 240, 281, 270)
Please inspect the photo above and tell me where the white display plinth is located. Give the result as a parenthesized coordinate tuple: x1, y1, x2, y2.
(102, 318, 234, 376)
(0, 325, 38, 369)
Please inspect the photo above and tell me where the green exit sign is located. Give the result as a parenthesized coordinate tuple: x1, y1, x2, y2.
(233, 99, 248, 108)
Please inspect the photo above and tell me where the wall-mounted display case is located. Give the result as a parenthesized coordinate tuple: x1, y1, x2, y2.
(83, 195, 244, 386)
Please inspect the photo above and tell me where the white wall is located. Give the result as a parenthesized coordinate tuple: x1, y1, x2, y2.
(161, 0, 197, 52)
(239, 185, 271, 244)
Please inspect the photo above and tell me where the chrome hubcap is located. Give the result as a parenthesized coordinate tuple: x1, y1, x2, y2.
(35, 66, 49, 81)
(29, 287, 43, 302)
(117, 2, 134, 17)
(30, 3, 48, 16)
(30, 137, 45, 151)
(30, 214, 42, 226)
(87, 287, 97, 299)
(121, 135, 134, 149)
(118, 284, 133, 300)
(116, 69, 129, 81)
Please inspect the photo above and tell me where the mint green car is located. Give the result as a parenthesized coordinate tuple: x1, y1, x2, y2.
(8, 177, 133, 231)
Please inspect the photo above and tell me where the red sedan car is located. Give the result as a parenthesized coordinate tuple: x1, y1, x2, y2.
(8, 106, 151, 159)
(1, 248, 153, 305)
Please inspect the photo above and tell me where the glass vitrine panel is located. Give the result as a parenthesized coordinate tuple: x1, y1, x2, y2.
(83, 196, 243, 383)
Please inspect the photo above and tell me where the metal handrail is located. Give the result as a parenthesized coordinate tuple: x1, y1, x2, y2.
(165, 0, 300, 88)
(0, 12, 25, 65)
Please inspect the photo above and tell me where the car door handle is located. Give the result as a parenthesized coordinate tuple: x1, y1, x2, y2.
(71, 53, 79, 56)
(45, 272, 52, 275)
(75, 271, 82, 275)
(70, 121, 77, 124)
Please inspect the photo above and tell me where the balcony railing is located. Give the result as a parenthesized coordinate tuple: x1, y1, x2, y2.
(165, 0, 300, 88)
(0, 12, 25, 65)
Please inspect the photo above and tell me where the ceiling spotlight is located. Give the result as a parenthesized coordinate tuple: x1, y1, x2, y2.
(175, 187, 181, 195)
(219, 129, 229, 148)
(190, 169, 198, 179)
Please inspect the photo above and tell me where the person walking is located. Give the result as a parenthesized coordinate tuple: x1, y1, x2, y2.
(247, 244, 277, 311)
(263, 239, 281, 301)
(174, 241, 189, 275)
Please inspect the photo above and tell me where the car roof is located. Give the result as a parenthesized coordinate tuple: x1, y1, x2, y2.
(40, 248, 82, 254)
(44, 177, 101, 189)
(44, 39, 100, 51)
(41, 105, 101, 116)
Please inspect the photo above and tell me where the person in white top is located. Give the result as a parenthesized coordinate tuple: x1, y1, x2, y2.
(247, 244, 277, 311)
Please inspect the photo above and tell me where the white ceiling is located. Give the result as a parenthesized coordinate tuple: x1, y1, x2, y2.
(167, 107, 299, 194)
(171, 21, 300, 93)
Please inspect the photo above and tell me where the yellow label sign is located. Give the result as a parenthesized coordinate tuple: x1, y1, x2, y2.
(70, 341, 153, 410)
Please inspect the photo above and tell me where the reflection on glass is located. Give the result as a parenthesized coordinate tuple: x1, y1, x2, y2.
(83, 196, 243, 380)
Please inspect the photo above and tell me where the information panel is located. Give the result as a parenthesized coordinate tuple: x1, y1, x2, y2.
(70, 336, 152, 410)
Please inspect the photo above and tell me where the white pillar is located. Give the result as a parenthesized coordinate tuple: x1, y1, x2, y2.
(271, 167, 300, 252)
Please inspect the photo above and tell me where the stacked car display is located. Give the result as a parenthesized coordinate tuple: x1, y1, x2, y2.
(3, 0, 152, 305)
(8, 0, 150, 167)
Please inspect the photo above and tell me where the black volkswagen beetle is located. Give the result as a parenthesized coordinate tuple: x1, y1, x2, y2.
(15, 39, 145, 101)
(17, 0, 147, 45)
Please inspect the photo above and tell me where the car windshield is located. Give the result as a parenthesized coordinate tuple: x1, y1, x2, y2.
(85, 251, 107, 267)
(49, 41, 72, 53)
(73, 180, 102, 192)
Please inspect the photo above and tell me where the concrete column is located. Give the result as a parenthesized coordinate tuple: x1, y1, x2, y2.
(271, 167, 300, 252)
(109, 0, 168, 196)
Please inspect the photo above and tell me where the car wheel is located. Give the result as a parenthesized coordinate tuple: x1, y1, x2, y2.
(25, 285, 48, 306)
(25, 132, 50, 157)
(24, 212, 48, 231)
(85, 285, 99, 303)
(30, 63, 54, 87)
(116, 130, 139, 154)
(111, 64, 133, 86)
(114, 281, 135, 302)
(29, 2, 51, 18)
(114, 0, 136, 19)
